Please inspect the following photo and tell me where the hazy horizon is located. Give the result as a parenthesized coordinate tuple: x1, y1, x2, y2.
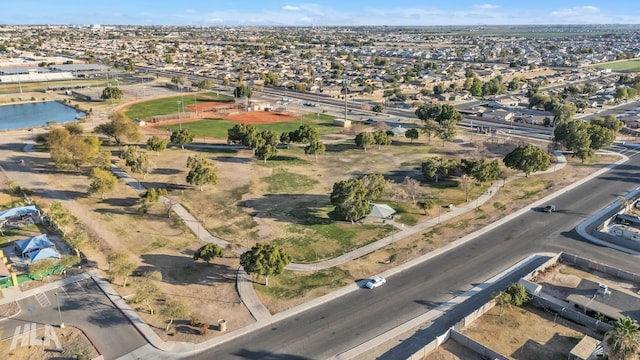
(1, 1, 640, 26)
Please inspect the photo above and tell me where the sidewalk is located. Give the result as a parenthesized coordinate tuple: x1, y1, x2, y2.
(13, 142, 635, 359)
(287, 151, 567, 271)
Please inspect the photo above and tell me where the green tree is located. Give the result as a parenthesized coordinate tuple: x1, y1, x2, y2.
(421, 157, 452, 182)
(234, 84, 252, 98)
(107, 250, 136, 287)
(240, 243, 292, 287)
(193, 243, 225, 265)
(288, 124, 319, 144)
(64, 123, 84, 135)
(94, 150, 112, 170)
(554, 120, 593, 163)
(493, 291, 512, 317)
(417, 198, 435, 215)
(505, 283, 529, 306)
(372, 104, 384, 113)
(146, 135, 169, 156)
(67, 135, 100, 168)
(361, 173, 387, 200)
(354, 132, 375, 152)
(255, 144, 277, 163)
(95, 112, 141, 145)
(607, 316, 640, 360)
(186, 156, 217, 191)
(170, 128, 194, 149)
(421, 120, 438, 145)
(405, 128, 420, 143)
(462, 159, 501, 185)
(228, 123, 258, 145)
(260, 130, 279, 147)
(47, 201, 73, 235)
(435, 120, 457, 146)
(129, 152, 154, 179)
(589, 125, 616, 150)
(503, 145, 551, 177)
(101, 86, 123, 100)
(161, 300, 190, 332)
(330, 178, 370, 222)
(591, 115, 623, 132)
(88, 167, 117, 200)
(615, 86, 628, 101)
(373, 130, 392, 149)
(64, 229, 87, 258)
(133, 271, 162, 315)
(304, 140, 325, 161)
(470, 78, 483, 97)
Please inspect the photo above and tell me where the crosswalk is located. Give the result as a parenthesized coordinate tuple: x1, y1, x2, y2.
(608, 144, 640, 157)
(34, 291, 50, 307)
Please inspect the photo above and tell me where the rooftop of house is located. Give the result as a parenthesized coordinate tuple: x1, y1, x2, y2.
(566, 279, 640, 322)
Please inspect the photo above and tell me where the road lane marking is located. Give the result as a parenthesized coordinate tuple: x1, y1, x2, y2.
(34, 292, 50, 307)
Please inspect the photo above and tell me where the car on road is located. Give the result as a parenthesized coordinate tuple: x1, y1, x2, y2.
(363, 118, 375, 125)
(543, 205, 556, 213)
(365, 276, 386, 289)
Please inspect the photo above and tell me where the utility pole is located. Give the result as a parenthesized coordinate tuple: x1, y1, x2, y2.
(177, 101, 182, 130)
(55, 293, 64, 328)
(342, 78, 350, 123)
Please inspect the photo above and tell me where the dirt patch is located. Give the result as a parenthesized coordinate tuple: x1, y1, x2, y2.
(0, 301, 19, 318)
(462, 304, 602, 360)
(128, 253, 254, 343)
(535, 262, 640, 300)
(424, 339, 485, 360)
(224, 111, 297, 124)
(0, 325, 99, 360)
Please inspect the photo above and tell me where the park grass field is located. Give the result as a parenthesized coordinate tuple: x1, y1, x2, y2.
(159, 113, 340, 139)
(124, 93, 234, 119)
(590, 59, 640, 72)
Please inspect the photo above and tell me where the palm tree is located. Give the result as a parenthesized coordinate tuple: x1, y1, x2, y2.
(607, 316, 640, 360)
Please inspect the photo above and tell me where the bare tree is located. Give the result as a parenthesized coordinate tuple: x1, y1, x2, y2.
(402, 176, 422, 204)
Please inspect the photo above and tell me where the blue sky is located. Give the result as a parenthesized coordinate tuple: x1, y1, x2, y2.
(1, 1, 639, 26)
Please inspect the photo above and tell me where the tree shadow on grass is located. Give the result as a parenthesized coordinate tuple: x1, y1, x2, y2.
(139, 253, 237, 287)
(240, 193, 331, 225)
(324, 142, 359, 152)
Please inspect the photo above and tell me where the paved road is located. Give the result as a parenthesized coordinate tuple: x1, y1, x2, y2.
(191, 147, 640, 359)
(0, 278, 147, 359)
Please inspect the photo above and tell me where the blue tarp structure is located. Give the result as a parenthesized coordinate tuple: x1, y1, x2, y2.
(0, 205, 38, 221)
(28, 247, 61, 263)
(15, 234, 54, 257)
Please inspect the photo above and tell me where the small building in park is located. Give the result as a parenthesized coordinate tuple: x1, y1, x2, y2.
(333, 118, 351, 128)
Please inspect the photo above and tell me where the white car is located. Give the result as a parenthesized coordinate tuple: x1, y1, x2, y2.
(365, 276, 386, 289)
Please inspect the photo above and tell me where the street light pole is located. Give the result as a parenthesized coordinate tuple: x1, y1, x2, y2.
(55, 293, 64, 328)
(177, 101, 182, 130)
(342, 79, 350, 123)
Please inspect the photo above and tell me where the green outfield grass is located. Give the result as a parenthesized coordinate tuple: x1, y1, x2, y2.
(161, 115, 340, 139)
(124, 93, 234, 119)
(590, 60, 640, 73)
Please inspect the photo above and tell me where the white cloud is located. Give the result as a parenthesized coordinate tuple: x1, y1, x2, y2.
(185, 9, 197, 14)
(168, 3, 640, 26)
(551, 5, 600, 17)
(473, 4, 499, 9)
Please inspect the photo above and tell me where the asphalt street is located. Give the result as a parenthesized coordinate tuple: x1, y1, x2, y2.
(0, 278, 147, 359)
(194, 147, 640, 359)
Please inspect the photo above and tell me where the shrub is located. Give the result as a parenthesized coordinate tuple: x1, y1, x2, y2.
(199, 323, 209, 335)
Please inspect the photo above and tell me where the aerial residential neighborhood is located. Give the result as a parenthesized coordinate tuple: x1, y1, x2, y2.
(1, 2, 640, 360)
